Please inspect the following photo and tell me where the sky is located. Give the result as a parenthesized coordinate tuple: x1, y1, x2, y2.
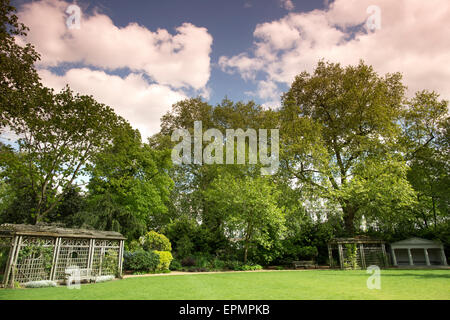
(9, 0, 450, 139)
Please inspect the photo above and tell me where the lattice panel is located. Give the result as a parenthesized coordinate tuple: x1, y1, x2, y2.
(363, 246, 385, 267)
(54, 246, 90, 280)
(21, 236, 54, 247)
(94, 239, 120, 248)
(91, 247, 119, 276)
(15, 257, 49, 283)
(60, 238, 90, 247)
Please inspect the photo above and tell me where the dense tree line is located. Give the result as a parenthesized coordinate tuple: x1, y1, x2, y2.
(0, 0, 448, 266)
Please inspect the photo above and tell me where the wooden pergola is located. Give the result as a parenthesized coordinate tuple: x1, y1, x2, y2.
(328, 236, 388, 269)
(0, 224, 125, 287)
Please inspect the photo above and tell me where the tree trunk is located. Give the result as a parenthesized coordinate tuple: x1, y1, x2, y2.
(243, 240, 249, 264)
(342, 203, 357, 235)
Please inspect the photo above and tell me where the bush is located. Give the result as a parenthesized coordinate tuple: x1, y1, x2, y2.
(141, 231, 172, 252)
(210, 258, 226, 270)
(181, 256, 196, 267)
(95, 275, 114, 283)
(154, 250, 173, 271)
(169, 259, 182, 271)
(23, 280, 57, 288)
(126, 240, 142, 252)
(123, 250, 159, 272)
(297, 246, 318, 260)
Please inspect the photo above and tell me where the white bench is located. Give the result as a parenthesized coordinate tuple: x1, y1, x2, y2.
(65, 267, 95, 284)
(292, 260, 317, 269)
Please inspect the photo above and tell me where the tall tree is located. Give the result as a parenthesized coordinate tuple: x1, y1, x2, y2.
(402, 91, 449, 229)
(2, 86, 127, 223)
(85, 123, 173, 239)
(280, 61, 412, 234)
(0, 0, 41, 131)
(204, 174, 285, 263)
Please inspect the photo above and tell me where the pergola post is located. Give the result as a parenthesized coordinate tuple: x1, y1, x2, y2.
(359, 244, 366, 269)
(87, 239, 95, 269)
(50, 237, 61, 280)
(3, 236, 18, 287)
(8, 236, 23, 287)
(338, 244, 344, 269)
(391, 247, 398, 266)
(407, 248, 414, 266)
(118, 240, 124, 277)
(424, 248, 431, 266)
(381, 243, 388, 267)
(440, 245, 448, 266)
(327, 244, 333, 268)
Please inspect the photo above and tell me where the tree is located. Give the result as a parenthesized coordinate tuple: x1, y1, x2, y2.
(85, 123, 173, 239)
(402, 91, 449, 229)
(204, 174, 285, 263)
(280, 61, 412, 234)
(0, 0, 41, 131)
(2, 86, 127, 223)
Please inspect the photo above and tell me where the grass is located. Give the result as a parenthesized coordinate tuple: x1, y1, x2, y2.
(0, 269, 449, 300)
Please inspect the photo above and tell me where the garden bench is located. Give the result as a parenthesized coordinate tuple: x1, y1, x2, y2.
(65, 267, 95, 284)
(292, 260, 317, 269)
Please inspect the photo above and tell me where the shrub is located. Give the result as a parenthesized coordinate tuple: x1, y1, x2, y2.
(23, 280, 57, 288)
(210, 258, 226, 270)
(141, 231, 172, 252)
(123, 250, 159, 272)
(224, 260, 263, 271)
(126, 240, 142, 252)
(154, 250, 173, 271)
(169, 259, 182, 271)
(95, 275, 114, 283)
(181, 256, 196, 267)
(297, 246, 318, 260)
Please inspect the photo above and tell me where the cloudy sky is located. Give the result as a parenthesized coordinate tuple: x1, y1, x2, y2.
(11, 0, 450, 139)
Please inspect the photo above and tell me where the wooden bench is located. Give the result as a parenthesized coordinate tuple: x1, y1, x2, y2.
(292, 260, 317, 269)
(65, 267, 95, 284)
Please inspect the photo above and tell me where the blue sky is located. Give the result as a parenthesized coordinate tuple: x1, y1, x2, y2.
(9, 0, 450, 138)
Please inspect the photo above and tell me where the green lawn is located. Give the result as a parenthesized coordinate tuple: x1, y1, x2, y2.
(0, 269, 449, 300)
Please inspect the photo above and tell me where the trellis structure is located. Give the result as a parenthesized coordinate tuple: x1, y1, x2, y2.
(0, 224, 125, 288)
(328, 236, 388, 269)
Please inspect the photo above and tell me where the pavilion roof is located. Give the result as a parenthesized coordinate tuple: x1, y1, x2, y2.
(0, 223, 126, 240)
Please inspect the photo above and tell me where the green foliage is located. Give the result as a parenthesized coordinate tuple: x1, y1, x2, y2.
(343, 244, 359, 269)
(0, 0, 41, 130)
(17, 242, 53, 274)
(2, 86, 129, 223)
(83, 125, 173, 239)
(169, 258, 182, 271)
(142, 231, 172, 252)
(102, 249, 119, 276)
(0, 247, 9, 272)
(123, 250, 159, 273)
(204, 174, 285, 263)
(126, 240, 142, 253)
(280, 60, 408, 234)
(154, 250, 173, 271)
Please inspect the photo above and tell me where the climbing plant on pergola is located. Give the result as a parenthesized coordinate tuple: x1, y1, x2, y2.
(328, 236, 388, 269)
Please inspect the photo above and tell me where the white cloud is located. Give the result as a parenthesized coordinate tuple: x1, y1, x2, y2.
(17, 0, 213, 90)
(220, 0, 450, 102)
(280, 0, 295, 11)
(13, 0, 215, 138)
(39, 68, 187, 139)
